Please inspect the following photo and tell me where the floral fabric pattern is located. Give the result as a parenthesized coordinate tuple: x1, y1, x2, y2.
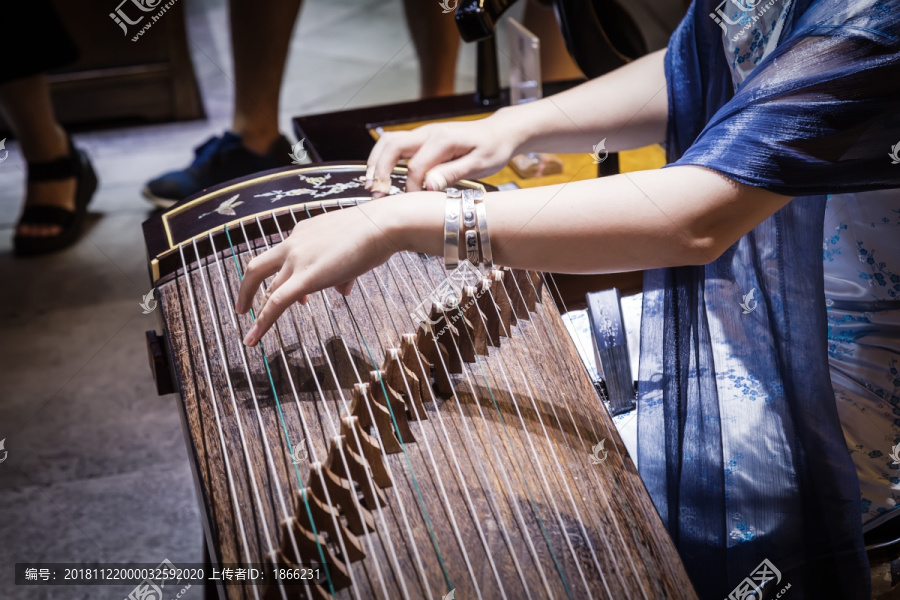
(824, 190, 900, 530)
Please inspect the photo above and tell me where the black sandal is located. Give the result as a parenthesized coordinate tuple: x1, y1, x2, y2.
(13, 136, 98, 257)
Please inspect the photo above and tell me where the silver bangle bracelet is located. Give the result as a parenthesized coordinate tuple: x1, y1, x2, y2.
(465, 229, 480, 265)
(461, 189, 479, 265)
(475, 199, 493, 269)
(444, 188, 462, 270)
(462, 190, 477, 229)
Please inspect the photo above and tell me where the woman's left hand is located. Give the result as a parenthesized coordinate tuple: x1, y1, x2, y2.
(235, 203, 402, 347)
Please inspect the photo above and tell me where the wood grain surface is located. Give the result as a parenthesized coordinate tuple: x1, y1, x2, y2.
(153, 192, 696, 600)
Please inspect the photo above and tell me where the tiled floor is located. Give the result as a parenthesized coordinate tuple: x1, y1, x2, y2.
(0, 0, 511, 597)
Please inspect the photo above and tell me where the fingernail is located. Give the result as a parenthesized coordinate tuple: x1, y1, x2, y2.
(371, 191, 384, 199)
(235, 300, 244, 314)
(425, 172, 447, 192)
(243, 323, 260, 346)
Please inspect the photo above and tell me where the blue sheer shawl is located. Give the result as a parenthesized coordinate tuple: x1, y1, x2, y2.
(636, 0, 900, 597)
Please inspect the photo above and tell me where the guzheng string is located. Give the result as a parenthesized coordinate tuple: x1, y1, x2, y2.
(301, 205, 455, 596)
(332, 257, 488, 594)
(320, 203, 556, 598)
(219, 226, 405, 600)
(260, 213, 445, 599)
(222, 227, 338, 597)
(542, 274, 633, 470)
(172, 193, 652, 598)
(520, 272, 649, 597)
(243, 217, 398, 600)
(378, 252, 538, 598)
(326, 200, 585, 598)
(355, 251, 526, 598)
(326, 200, 581, 598)
(192, 236, 317, 598)
(507, 268, 650, 597)
(212, 227, 383, 600)
(497, 269, 640, 597)
(364, 193, 641, 598)
(410, 252, 577, 599)
(436, 258, 613, 598)
(319, 206, 529, 598)
(401, 244, 638, 597)
(481, 267, 618, 587)
(348, 248, 506, 598)
(541, 273, 648, 599)
(257, 215, 419, 600)
(383, 241, 565, 596)
(175, 243, 275, 600)
(384, 245, 561, 598)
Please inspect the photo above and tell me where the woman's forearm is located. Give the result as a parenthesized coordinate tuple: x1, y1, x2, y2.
(493, 49, 669, 157)
(237, 167, 790, 343)
(377, 165, 791, 274)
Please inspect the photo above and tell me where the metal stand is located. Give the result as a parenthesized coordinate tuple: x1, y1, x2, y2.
(475, 37, 501, 106)
(586, 288, 636, 415)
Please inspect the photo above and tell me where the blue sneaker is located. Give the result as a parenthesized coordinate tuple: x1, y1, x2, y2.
(142, 132, 294, 208)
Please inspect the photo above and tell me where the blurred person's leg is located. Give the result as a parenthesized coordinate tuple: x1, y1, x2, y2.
(143, 0, 302, 208)
(403, 0, 581, 99)
(229, 0, 301, 154)
(0, 74, 73, 239)
(402, 0, 461, 97)
(0, 0, 94, 254)
(522, 0, 583, 82)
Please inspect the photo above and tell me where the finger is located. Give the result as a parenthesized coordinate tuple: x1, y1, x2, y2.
(406, 139, 462, 192)
(371, 132, 426, 198)
(235, 243, 287, 314)
(424, 154, 484, 191)
(243, 276, 307, 347)
(258, 263, 294, 314)
(424, 171, 447, 192)
(366, 135, 390, 189)
(334, 279, 356, 296)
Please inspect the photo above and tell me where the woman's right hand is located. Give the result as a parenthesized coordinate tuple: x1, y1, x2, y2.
(365, 109, 523, 197)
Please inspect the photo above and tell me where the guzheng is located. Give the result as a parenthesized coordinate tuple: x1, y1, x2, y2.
(142, 163, 697, 599)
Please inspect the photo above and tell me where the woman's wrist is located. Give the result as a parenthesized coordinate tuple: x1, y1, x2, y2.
(488, 106, 534, 156)
(369, 192, 445, 256)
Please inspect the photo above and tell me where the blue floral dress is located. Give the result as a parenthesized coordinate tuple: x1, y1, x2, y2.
(823, 190, 900, 531)
(636, 0, 900, 596)
(720, 0, 900, 535)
